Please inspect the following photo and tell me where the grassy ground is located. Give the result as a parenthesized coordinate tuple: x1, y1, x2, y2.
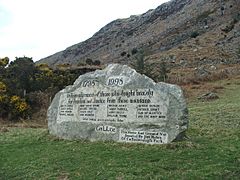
(1, 77, 240, 179)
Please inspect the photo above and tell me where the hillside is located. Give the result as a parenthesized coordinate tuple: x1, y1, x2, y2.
(37, 0, 240, 70)
(1, 76, 240, 179)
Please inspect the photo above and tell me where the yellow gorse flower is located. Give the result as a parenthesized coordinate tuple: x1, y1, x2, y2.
(0, 81, 7, 93)
(10, 95, 20, 103)
(17, 101, 28, 112)
(10, 95, 29, 112)
(0, 95, 6, 102)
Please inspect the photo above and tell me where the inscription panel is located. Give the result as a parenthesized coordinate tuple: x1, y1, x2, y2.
(56, 78, 168, 124)
(119, 129, 168, 144)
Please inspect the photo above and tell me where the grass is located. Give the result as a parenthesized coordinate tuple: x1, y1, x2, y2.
(1, 78, 240, 179)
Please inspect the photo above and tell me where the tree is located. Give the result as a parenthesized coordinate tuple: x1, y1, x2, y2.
(6, 56, 36, 96)
(156, 61, 170, 82)
(132, 50, 170, 82)
(134, 50, 146, 74)
(131, 48, 138, 55)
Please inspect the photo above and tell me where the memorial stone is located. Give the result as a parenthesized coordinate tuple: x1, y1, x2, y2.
(48, 64, 188, 144)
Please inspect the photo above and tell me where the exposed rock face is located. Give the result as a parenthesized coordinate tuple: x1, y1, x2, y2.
(48, 64, 188, 144)
(198, 92, 219, 101)
(37, 0, 240, 69)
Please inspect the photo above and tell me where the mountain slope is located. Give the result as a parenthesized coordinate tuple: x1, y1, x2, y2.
(37, 0, 240, 68)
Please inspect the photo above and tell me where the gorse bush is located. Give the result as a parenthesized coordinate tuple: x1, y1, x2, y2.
(9, 95, 30, 120)
(0, 57, 9, 67)
(0, 81, 7, 93)
(0, 56, 97, 121)
(0, 94, 30, 120)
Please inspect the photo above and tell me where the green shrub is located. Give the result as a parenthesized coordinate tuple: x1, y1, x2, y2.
(86, 58, 93, 65)
(9, 95, 30, 120)
(233, 13, 240, 22)
(77, 62, 85, 66)
(190, 31, 199, 38)
(0, 94, 31, 120)
(222, 24, 235, 33)
(120, 51, 127, 57)
(92, 60, 101, 66)
(56, 63, 71, 70)
(0, 57, 9, 67)
(131, 48, 138, 55)
(0, 81, 7, 93)
(0, 94, 9, 118)
(36, 63, 51, 71)
(132, 50, 170, 82)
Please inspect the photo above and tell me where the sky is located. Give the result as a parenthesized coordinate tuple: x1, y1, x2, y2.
(0, 0, 169, 61)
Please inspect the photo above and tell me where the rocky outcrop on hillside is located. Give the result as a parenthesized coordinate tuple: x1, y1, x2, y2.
(37, 0, 240, 70)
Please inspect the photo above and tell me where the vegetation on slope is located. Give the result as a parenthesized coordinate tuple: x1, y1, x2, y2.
(0, 57, 98, 121)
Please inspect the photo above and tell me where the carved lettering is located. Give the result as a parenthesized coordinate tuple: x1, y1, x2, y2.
(81, 79, 98, 87)
(119, 129, 168, 144)
(57, 86, 167, 124)
(95, 125, 116, 134)
(107, 76, 124, 86)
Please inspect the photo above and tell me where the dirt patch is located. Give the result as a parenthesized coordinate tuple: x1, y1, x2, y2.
(0, 119, 47, 129)
(0, 127, 9, 133)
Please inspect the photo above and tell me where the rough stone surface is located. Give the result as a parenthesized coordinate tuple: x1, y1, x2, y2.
(37, 0, 240, 69)
(48, 64, 188, 144)
(198, 92, 219, 101)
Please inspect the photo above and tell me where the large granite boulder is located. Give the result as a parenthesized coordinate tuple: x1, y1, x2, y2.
(48, 64, 188, 144)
